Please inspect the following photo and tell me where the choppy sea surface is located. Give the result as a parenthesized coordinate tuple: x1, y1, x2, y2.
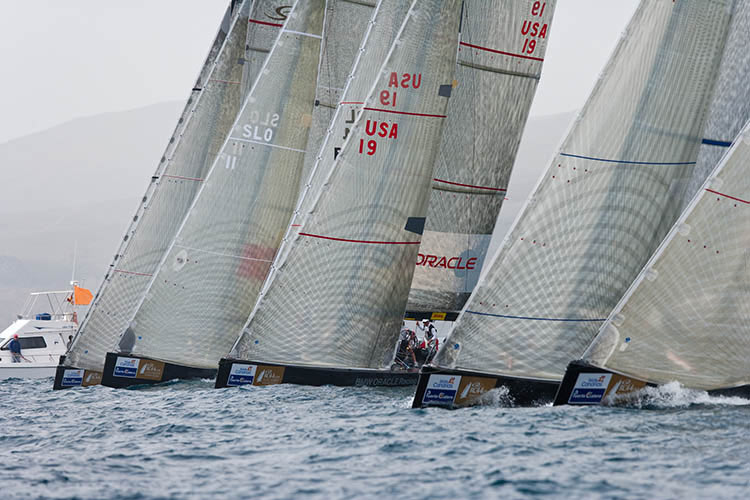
(3, 378, 750, 499)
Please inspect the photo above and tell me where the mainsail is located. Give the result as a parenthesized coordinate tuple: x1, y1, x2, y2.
(407, 0, 557, 316)
(435, 0, 733, 381)
(64, 1, 258, 372)
(684, 0, 750, 208)
(582, 119, 750, 390)
(114, 0, 327, 370)
(232, 0, 462, 369)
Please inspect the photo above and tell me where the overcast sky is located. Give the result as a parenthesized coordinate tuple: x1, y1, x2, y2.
(0, 1, 639, 144)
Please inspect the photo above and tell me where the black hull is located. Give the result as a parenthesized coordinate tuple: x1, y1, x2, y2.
(554, 359, 750, 406)
(101, 352, 216, 388)
(52, 356, 103, 390)
(411, 365, 559, 409)
(215, 358, 419, 388)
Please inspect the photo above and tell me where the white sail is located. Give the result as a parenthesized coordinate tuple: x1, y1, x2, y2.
(232, 0, 462, 368)
(407, 0, 557, 315)
(685, 0, 750, 207)
(65, 1, 260, 372)
(583, 119, 750, 390)
(116, 0, 327, 370)
(435, 0, 733, 380)
(300, 0, 375, 190)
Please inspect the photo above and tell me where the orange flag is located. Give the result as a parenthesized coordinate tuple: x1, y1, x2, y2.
(73, 285, 93, 305)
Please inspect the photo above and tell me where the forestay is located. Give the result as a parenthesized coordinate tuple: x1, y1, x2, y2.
(120, 0, 326, 369)
(684, 0, 750, 209)
(233, 0, 462, 368)
(435, 0, 732, 380)
(583, 119, 750, 390)
(407, 0, 557, 315)
(65, 1, 258, 372)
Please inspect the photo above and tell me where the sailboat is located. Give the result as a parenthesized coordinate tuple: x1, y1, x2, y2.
(555, 2, 750, 406)
(215, 0, 462, 389)
(412, 0, 734, 408)
(97, 0, 383, 388)
(554, 117, 750, 405)
(54, 0, 263, 389)
(405, 0, 556, 322)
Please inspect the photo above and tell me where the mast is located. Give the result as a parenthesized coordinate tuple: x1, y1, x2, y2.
(64, 0, 257, 372)
(434, 0, 733, 381)
(406, 0, 557, 318)
(232, 0, 462, 369)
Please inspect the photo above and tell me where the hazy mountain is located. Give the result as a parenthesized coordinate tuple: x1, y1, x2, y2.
(0, 102, 575, 323)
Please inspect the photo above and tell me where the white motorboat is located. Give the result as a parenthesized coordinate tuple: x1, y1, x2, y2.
(0, 288, 89, 379)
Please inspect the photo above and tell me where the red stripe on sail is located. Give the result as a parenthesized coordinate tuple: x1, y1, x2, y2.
(249, 19, 283, 28)
(433, 178, 506, 192)
(363, 107, 446, 119)
(459, 41, 544, 62)
(300, 232, 420, 245)
(705, 188, 750, 205)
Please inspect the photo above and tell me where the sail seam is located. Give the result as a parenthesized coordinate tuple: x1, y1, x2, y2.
(299, 232, 420, 245)
(362, 107, 446, 118)
(466, 310, 606, 322)
(560, 153, 696, 166)
(114, 270, 154, 277)
(174, 244, 274, 263)
(432, 178, 506, 192)
(457, 60, 540, 80)
(283, 29, 323, 39)
(209, 79, 241, 85)
(231, 137, 307, 153)
(459, 41, 543, 62)
(162, 174, 204, 182)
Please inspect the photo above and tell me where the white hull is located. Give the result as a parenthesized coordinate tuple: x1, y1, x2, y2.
(0, 363, 57, 380)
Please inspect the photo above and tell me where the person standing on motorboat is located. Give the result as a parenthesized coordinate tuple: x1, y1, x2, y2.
(8, 334, 22, 363)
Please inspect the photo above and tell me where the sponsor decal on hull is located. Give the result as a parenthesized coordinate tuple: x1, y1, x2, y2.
(253, 365, 285, 386)
(137, 360, 165, 381)
(114, 357, 140, 378)
(569, 372, 648, 405)
(454, 376, 496, 406)
(354, 376, 414, 387)
(61, 369, 83, 387)
(82, 370, 102, 387)
(422, 374, 461, 406)
(569, 373, 612, 404)
(604, 374, 648, 402)
(227, 363, 257, 386)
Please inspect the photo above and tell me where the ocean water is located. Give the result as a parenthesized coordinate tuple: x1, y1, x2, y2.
(2, 378, 750, 499)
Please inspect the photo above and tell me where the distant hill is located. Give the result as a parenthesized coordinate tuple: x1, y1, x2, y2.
(0, 101, 183, 323)
(0, 102, 575, 323)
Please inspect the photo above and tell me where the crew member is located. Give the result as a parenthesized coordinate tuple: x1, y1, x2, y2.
(8, 334, 22, 363)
